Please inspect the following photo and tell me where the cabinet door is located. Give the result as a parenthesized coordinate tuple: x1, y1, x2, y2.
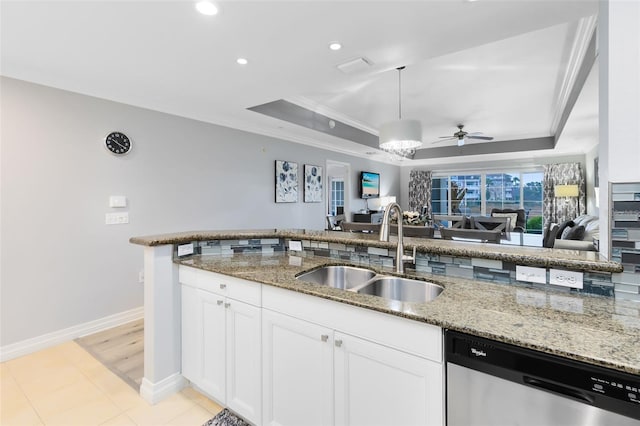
(226, 299, 262, 425)
(262, 309, 333, 426)
(181, 285, 199, 383)
(198, 289, 226, 402)
(334, 332, 444, 426)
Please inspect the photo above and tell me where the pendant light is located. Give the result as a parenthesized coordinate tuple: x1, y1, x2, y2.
(379, 66, 422, 159)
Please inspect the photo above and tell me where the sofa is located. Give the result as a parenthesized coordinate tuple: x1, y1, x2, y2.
(543, 215, 599, 251)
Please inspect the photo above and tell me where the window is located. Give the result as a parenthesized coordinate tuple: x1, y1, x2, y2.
(329, 178, 344, 216)
(431, 177, 449, 215)
(522, 172, 543, 233)
(485, 172, 520, 211)
(451, 175, 481, 215)
(431, 170, 544, 233)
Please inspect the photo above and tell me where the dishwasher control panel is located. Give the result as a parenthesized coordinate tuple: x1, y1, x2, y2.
(591, 376, 640, 405)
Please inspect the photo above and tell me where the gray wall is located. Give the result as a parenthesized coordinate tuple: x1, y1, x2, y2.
(0, 77, 400, 346)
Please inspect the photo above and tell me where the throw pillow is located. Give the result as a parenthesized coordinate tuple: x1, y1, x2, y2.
(556, 220, 575, 239)
(565, 225, 586, 240)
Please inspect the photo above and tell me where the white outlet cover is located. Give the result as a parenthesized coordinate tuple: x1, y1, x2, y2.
(515, 265, 547, 284)
(288, 240, 303, 251)
(105, 212, 129, 225)
(549, 269, 584, 289)
(177, 243, 194, 257)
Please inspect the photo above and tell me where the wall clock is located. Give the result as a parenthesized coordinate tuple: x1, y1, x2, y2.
(104, 132, 132, 155)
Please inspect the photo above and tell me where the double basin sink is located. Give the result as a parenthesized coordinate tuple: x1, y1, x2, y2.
(295, 265, 443, 303)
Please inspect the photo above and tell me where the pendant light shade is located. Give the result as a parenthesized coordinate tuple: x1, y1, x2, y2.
(379, 119, 423, 150)
(379, 66, 422, 159)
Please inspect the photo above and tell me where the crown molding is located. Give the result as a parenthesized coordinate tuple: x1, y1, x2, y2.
(550, 14, 598, 135)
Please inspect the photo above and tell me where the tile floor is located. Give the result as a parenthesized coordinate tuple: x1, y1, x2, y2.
(1, 341, 223, 425)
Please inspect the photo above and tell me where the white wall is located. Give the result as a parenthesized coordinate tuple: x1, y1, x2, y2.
(0, 77, 400, 346)
(584, 144, 599, 217)
(598, 0, 640, 256)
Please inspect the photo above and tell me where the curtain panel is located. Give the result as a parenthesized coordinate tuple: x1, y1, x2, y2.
(408, 170, 433, 216)
(542, 163, 586, 224)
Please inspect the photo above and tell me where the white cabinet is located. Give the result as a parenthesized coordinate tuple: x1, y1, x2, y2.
(262, 309, 334, 426)
(334, 332, 443, 426)
(181, 284, 226, 400)
(181, 265, 444, 426)
(226, 297, 261, 422)
(262, 285, 444, 426)
(180, 266, 261, 425)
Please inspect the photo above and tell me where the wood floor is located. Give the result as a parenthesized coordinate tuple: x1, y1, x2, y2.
(75, 319, 144, 391)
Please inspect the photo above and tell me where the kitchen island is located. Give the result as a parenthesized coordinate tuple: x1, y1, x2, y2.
(131, 229, 639, 424)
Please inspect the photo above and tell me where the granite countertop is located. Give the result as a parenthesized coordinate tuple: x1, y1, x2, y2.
(175, 252, 640, 376)
(130, 229, 623, 273)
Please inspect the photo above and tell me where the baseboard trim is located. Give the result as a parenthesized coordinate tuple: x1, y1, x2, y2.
(0, 306, 144, 362)
(140, 374, 188, 404)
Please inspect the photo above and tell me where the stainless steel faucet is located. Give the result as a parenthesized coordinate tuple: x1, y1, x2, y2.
(379, 202, 415, 273)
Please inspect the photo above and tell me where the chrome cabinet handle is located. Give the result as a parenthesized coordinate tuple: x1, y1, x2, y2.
(335, 340, 343, 347)
(217, 300, 224, 306)
(220, 284, 227, 290)
(321, 334, 329, 342)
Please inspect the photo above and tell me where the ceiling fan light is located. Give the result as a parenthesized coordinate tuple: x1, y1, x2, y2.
(379, 119, 422, 150)
(457, 137, 465, 147)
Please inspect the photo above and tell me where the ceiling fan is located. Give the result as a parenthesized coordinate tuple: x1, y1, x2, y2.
(433, 124, 494, 146)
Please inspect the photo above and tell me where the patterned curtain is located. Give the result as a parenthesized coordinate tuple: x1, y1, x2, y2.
(543, 163, 586, 224)
(408, 170, 433, 216)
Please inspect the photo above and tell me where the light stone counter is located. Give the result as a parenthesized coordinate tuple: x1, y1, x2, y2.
(130, 228, 622, 273)
(175, 252, 640, 376)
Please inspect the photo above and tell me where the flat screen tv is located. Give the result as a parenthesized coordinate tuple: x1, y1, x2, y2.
(360, 171, 380, 199)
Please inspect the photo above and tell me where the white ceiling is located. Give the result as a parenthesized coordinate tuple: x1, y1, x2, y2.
(1, 0, 600, 165)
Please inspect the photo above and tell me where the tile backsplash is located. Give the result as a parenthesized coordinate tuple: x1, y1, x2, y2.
(174, 237, 639, 299)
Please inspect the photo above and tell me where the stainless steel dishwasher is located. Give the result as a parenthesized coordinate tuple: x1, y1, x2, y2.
(445, 330, 640, 426)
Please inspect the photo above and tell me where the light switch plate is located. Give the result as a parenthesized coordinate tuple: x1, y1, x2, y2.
(288, 240, 302, 251)
(549, 269, 584, 289)
(109, 195, 127, 208)
(516, 265, 547, 284)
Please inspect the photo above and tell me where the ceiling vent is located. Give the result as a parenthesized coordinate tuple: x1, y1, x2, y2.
(336, 57, 372, 74)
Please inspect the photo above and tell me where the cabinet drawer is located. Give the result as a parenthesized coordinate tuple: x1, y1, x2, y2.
(263, 285, 442, 363)
(179, 265, 261, 306)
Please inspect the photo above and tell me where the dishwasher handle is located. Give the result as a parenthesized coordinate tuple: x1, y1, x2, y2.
(523, 376, 595, 404)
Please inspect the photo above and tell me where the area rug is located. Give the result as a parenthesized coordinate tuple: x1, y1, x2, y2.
(202, 408, 252, 426)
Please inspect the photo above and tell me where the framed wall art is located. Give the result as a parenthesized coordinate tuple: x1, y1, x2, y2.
(304, 164, 323, 203)
(275, 160, 298, 203)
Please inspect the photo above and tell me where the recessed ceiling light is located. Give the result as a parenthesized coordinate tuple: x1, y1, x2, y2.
(236, 58, 248, 65)
(329, 42, 342, 51)
(196, 1, 218, 16)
